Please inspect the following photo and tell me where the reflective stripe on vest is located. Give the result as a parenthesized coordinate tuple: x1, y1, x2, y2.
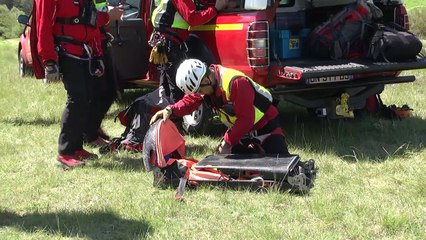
(152, 0, 190, 30)
(216, 66, 273, 127)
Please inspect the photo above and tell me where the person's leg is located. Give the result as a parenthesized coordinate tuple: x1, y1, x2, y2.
(230, 142, 248, 154)
(84, 75, 114, 142)
(99, 64, 116, 119)
(58, 56, 91, 155)
(231, 138, 262, 154)
(159, 63, 171, 99)
(96, 47, 117, 133)
(84, 46, 117, 143)
(261, 134, 289, 155)
(165, 42, 186, 103)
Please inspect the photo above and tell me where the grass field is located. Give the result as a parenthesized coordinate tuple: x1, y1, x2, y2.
(1, 5, 426, 240)
(404, 0, 425, 10)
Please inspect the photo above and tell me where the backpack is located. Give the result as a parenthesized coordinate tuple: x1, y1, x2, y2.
(367, 94, 413, 120)
(100, 88, 172, 153)
(142, 119, 230, 198)
(307, 0, 383, 60)
(367, 23, 423, 62)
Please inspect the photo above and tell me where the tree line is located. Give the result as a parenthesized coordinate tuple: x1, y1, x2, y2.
(0, 0, 33, 39)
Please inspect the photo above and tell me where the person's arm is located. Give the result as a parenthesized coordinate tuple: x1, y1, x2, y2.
(170, 94, 204, 116)
(149, 94, 204, 124)
(223, 77, 256, 145)
(35, 0, 58, 65)
(172, 0, 228, 27)
(97, 12, 110, 27)
(107, 5, 124, 22)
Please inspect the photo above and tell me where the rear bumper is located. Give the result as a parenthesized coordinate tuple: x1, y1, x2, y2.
(281, 58, 426, 80)
(271, 75, 415, 95)
(262, 58, 426, 87)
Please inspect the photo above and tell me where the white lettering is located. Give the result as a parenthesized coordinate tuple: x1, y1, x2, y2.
(306, 75, 354, 85)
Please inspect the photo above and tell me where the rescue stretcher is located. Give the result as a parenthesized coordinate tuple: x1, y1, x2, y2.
(142, 120, 317, 198)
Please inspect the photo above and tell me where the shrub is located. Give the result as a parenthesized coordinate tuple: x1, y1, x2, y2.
(0, 4, 25, 39)
(409, 7, 426, 39)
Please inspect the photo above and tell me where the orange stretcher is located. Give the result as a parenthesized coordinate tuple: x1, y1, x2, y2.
(142, 120, 317, 199)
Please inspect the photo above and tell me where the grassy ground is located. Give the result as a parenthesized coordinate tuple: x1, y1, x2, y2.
(404, 0, 425, 10)
(1, 18, 426, 240)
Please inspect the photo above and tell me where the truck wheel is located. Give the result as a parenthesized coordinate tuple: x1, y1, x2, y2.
(18, 50, 33, 77)
(182, 102, 216, 135)
(19, 50, 30, 77)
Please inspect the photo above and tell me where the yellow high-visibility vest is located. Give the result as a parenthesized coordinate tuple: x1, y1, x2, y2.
(216, 66, 273, 127)
(152, 0, 190, 30)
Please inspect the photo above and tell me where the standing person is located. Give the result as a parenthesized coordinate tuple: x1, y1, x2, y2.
(150, 0, 229, 104)
(35, 0, 108, 168)
(150, 59, 289, 155)
(83, 4, 125, 146)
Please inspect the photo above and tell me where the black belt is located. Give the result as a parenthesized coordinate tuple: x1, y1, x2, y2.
(56, 17, 85, 25)
(54, 35, 87, 46)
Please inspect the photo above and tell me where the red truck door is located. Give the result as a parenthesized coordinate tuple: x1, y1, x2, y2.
(108, 0, 149, 87)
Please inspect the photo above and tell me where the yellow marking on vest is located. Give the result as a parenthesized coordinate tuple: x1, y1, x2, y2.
(189, 23, 244, 31)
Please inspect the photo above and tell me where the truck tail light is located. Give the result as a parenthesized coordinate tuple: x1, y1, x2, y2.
(247, 21, 269, 68)
(395, 4, 409, 30)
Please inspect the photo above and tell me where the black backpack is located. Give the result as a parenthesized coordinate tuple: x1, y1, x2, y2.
(100, 89, 172, 153)
(367, 23, 423, 62)
(307, 0, 383, 59)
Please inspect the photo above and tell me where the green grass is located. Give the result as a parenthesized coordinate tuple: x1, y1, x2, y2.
(404, 0, 426, 10)
(1, 36, 426, 240)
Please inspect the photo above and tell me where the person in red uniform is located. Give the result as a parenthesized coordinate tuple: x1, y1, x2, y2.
(150, 0, 229, 104)
(150, 59, 289, 155)
(35, 0, 108, 168)
(83, 4, 124, 146)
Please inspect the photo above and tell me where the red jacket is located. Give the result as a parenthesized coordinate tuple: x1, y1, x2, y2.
(35, 0, 105, 65)
(169, 65, 284, 146)
(157, 0, 218, 42)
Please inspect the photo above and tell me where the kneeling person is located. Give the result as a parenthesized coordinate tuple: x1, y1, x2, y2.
(150, 59, 289, 155)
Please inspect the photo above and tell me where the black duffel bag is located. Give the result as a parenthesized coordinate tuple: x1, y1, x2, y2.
(367, 23, 423, 62)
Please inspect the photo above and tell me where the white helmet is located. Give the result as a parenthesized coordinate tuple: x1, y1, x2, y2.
(176, 59, 207, 94)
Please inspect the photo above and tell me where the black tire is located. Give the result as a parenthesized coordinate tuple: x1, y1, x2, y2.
(19, 50, 32, 77)
(182, 102, 217, 135)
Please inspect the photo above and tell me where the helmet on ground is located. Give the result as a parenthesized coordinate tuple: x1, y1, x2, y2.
(176, 59, 207, 94)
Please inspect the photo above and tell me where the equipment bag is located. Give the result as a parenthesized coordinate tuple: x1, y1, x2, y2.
(367, 94, 413, 119)
(307, 0, 382, 59)
(100, 89, 171, 153)
(367, 23, 423, 62)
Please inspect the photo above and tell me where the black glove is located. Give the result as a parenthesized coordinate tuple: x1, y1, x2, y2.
(44, 61, 61, 83)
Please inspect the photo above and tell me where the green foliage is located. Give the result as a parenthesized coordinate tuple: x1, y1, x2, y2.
(408, 7, 426, 38)
(0, 0, 32, 14)
(0, 4, 25, 39)
(404, 0, 426, 10)
(13, 0, 33, 15)
(0, 0, 13, 9)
